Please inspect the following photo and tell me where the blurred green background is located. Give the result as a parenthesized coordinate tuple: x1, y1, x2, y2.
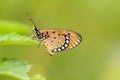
(0, 0, 120, 80)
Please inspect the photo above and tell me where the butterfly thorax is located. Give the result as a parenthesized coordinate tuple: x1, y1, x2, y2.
(33, 26, 49, 41)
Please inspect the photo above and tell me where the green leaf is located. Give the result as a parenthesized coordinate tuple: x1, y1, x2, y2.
(0, 20, 31, 34)
(0, 58, 31, 80)
(30, 75, 46, 80)
(0, 33, 39, 45)
(0, 20, 45, 80)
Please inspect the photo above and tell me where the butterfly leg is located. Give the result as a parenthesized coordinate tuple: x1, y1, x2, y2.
(37, 42, 41, 48)
(31, 34, 36, 39)
(31, 35, 41, 48)
(48, 50, 54, 56)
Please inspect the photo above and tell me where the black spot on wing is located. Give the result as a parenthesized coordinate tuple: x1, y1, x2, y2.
(68, 33, 70, 35)
(53, 37, 56, 39)
(46, 31, 48, 34)
(53, 31, 55, 33)
(51, 41, 53, 43)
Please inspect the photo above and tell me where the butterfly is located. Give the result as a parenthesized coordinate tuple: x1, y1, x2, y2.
(27, 14, 82, 56)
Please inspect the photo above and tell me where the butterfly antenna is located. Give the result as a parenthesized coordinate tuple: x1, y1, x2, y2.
(26, 12, 38, 30)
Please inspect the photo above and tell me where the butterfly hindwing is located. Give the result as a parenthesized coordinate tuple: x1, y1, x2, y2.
(40, 30, 82, 55)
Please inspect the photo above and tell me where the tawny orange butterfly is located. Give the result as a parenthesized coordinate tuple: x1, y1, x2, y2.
(27, 13, 82, 56)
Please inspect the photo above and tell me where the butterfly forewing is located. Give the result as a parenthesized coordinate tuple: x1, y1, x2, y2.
(68, 31, 81, 49)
